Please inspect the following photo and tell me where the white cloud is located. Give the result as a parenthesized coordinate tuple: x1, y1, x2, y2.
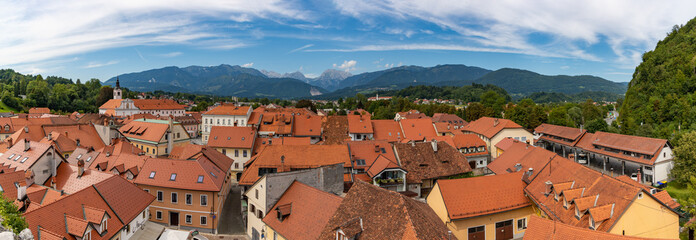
(289, 44, 314, 53)
(333, 60, 358, 72)
(160, 52, 182, 57)
(0, 0, 309, 66)
(560, 65, 570, 70)
(333, 0, 696, 66)
(241, 62, 254, 67)
(84, 60, 119, 68)
(384, 63, 394, 68)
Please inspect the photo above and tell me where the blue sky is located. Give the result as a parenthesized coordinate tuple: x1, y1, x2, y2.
(1, 0, 695, 83)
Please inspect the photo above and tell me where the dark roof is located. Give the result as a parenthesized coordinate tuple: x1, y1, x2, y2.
(322, 116, 349, 145)
(394, 141, 471, 183)
(319, 181, 456, 240)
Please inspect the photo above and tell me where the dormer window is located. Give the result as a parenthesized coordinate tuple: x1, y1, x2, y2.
(84, 231, 91, 240)
(102, 218, 108, 232)
(356, 159, 366, 166)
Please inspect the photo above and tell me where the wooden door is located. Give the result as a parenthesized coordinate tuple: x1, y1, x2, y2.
(495, 220, 513, 240)
(169, 212, 179, 226)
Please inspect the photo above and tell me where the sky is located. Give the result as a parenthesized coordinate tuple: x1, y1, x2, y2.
(1, 0, 696, 83)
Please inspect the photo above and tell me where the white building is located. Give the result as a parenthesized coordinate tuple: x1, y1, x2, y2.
(98, 78, 187, 117)
(201, 105, 252, 143)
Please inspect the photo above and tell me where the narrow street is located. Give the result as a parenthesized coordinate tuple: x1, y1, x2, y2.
(216, 185, 245, 235)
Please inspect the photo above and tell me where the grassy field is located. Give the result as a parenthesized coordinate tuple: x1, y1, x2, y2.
(0, 101, 18, 113)
(665, 181, 689, 203)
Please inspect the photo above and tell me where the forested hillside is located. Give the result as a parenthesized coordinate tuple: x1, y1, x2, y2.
(620, 17, 696, 138)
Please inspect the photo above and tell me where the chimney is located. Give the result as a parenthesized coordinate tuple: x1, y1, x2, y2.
(432, 140, 438, 152)
(24, 170, 34, 187)
(167, 117, 174, 154)
(47, 132, 52, 140)
(77, 159, 85, 178)
(636, 171, 642, 183)
(64, 131, 68, 138)
(24, 139, 30, 152)
(374, 145, 380, 152)
(493, 119, 499, 127)
(544, 180, 553, 196)
(76, 139, 81, 147)
(527, 168, 534, 176)
(7, 138, 12, 149)
(24, 126, 28, 133)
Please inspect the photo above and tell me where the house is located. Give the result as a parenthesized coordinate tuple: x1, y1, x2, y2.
(523, 216, 660, 240)
(524, 156, 679, 239)
(175, 114, 200, 138)
(134, 155, 233, 233)
(201, 104, 252, 143)
(574, 131, 673, 186)
(24, 175, 154, 240)
(88, 138, 149, 180)
(427, 172, 533, 240)
(244, 165, 344, 240)
(257, 113, 294, 138)
(319, 181, 455, 240)
(348, 140, 406, 192)
(42, 124, 107, 158)
(432, 113, 467, 129)
(239, 145, 352, 187)
(433, 122, 458, 136)
(394, 109, 427, 120)
(0, 140, 63, 186)
(51, 161, 114, 194)
(452, 134, 490, 169)
(292, 115, 322, 143)
(493, 137, 522, 157)
(461, 117, 533, 157)
(393, 141, 472, 197)
(28, 107, 51, 115)
(262, 181, 342, 240)
(399, 118, 438, 141)
(99, 97, 186, 118)
(370, 120, 404, 142)
(533, 123, 587, 160)
(347, 114, 373, 141)
(251, 137, 311, 157)
(207, 126, 256, 172)
(119, 118, 191, 156)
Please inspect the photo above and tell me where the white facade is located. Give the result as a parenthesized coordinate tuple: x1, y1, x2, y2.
(98, 99, 186, 117)
(245, 177, 267, 240)
(201, 110, 252, 143)
(349, 133, 373, 141)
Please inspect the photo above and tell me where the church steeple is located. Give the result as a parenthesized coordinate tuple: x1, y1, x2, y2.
(113, 76, 122, 100)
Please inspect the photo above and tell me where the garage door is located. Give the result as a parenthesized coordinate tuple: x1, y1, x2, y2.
(495, 220, 513, 240)
(468, 226, 485, 240)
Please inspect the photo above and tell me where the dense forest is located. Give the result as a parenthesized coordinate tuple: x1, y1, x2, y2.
(620, 18, 696, 139)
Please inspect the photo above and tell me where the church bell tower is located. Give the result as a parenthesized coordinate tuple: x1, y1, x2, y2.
(113, 76, 122, 99)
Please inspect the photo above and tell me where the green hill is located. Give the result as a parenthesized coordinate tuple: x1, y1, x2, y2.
(620, 18, 696, 138)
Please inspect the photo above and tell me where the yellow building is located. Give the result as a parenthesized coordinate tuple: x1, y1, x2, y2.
(524, 156, 679, 239)
(461, 117, 533, 158)
(207, 126, 256, 173)
(120, 118, 191, 156)
(427, 172, 533, 240)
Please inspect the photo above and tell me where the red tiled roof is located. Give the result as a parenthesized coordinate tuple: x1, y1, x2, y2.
(431, 113, 467, 127)
(119, 119, 175, 143)
(461, 117, 524, 139)
(347, 114, 373, 134)
(94, 175, 155, 224)
(135, 156, 226, 191)
(433, 122, 456, 134)
(258, 113, 293, 135)
(240, 145, 351, 186)
(366, 155, 400, 177)
(208, 126, 256, 149)
(399, 119, 437, 141)
(428, 136, 456, 149)
(100, 99, 186, 110)
(495, 137, 523, 152)
(535, 123, 586, 143)
(436, 172, 530, 219)
(371, 120, 404, 142)
(252, 137, 311, 156)
(523, 215, 662, 240)
(168, 143, 203, 159)
(0, 141, 54, 171)
(452, 134, 487, 149)
(263, 181, 342, 240)
(43, 124, 106, 150)
(347, 140, 398, 173)
(319, 181, 455, 240)
(292, 115, 322, 137)
(576, 132, 667, 165)
(321, 116, 349, 145)
(203, 105, 250, 116)
(0, 171, 25, 202)
(53, 163, 113, 194)
(29, 107, 51, 114)
(487, 143, 555, 176)
(614, 175, 681, 209)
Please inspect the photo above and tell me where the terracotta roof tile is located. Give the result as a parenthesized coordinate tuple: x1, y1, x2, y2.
(614, 175, 680, 209)
(319, 181, 455, 240)
(347, 140, 398, 174)
(134, 156, 226, 191)
(263, 181, 342, 240)
(203, 105, 251, 116)
(240, 145, 351, 186)
(523, 215, 662, 240)
(29, 107, 51, 114)
(462, 117, 524, 139)
(452, 134, 487, 150)
(119, 118, 185, 143)
(576, 132, 668, 165)
(0, 140, 54, 171)
(371, 120, 405, 142)
(487, 143, 554, 176)
(53, 163, 113, 194)
(431, 113, 467, 127)
(168, 142, 203, 159)
(292, 115, 322, 137)
(436, 172, 530, 219)
(0, 171, 25, 201)
(399, 118, 437, 141)
(322, 116, 349, 145)
(252, 137, 311, 156)
(94, 175, 155, 223)
(588, 203, 614, 223)
(347, 114, 373, 134)
(208, 126, 256, 149)
(535, 123, 587, 143)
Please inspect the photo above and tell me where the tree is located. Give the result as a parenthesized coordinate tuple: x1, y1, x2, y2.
(548, 106, 573, 127)
(679, 176, 696, 232)
(585, 119, 608, 133)
(295, 99, 316, 112)
(466, 102, 489, 121)
(96, 86, 113, 107)
(26, 79, 50, 107)
(568, 106, 583, 126)
(670, 131, 696, 184)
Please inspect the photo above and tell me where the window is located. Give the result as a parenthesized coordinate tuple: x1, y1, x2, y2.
(157, 191, 163, 202)
(171, 192, 178, 203)
(250, 204, 256, 214)
(197, 175, 204, 183)
(222, 149, 227, 155)
(200, 216, 207, 225)
(201, 195, 208, 206)
(14, 155, 21, 161)
(356, 159, 366, 166)
(102, 219, 108, 232)
(243, 150, 247, 157)
(257, 210, 263, 218)
(235, 163, 240, 169)
(84, 231, 91, 240)
(156, 211, 162, 220)
(20, 157, 28, 163)
(170, 173, 177, 181)
(380, 148, 386, 153)
(77, 154, 83, 159)
(86, 156, 92, 162)
(517, 218, 527, 230)
(185, 215, 192, 224)
(255, 189, 259, 199)
(6, 154, 14, 159)
(186, 194, 192, 205)
(468, 226, 484, 234)
(149, 171, 156, 179)
(235, 150, 239, 157)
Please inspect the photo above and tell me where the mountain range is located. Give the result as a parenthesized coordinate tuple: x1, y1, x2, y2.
(105, 64, 627, 99)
